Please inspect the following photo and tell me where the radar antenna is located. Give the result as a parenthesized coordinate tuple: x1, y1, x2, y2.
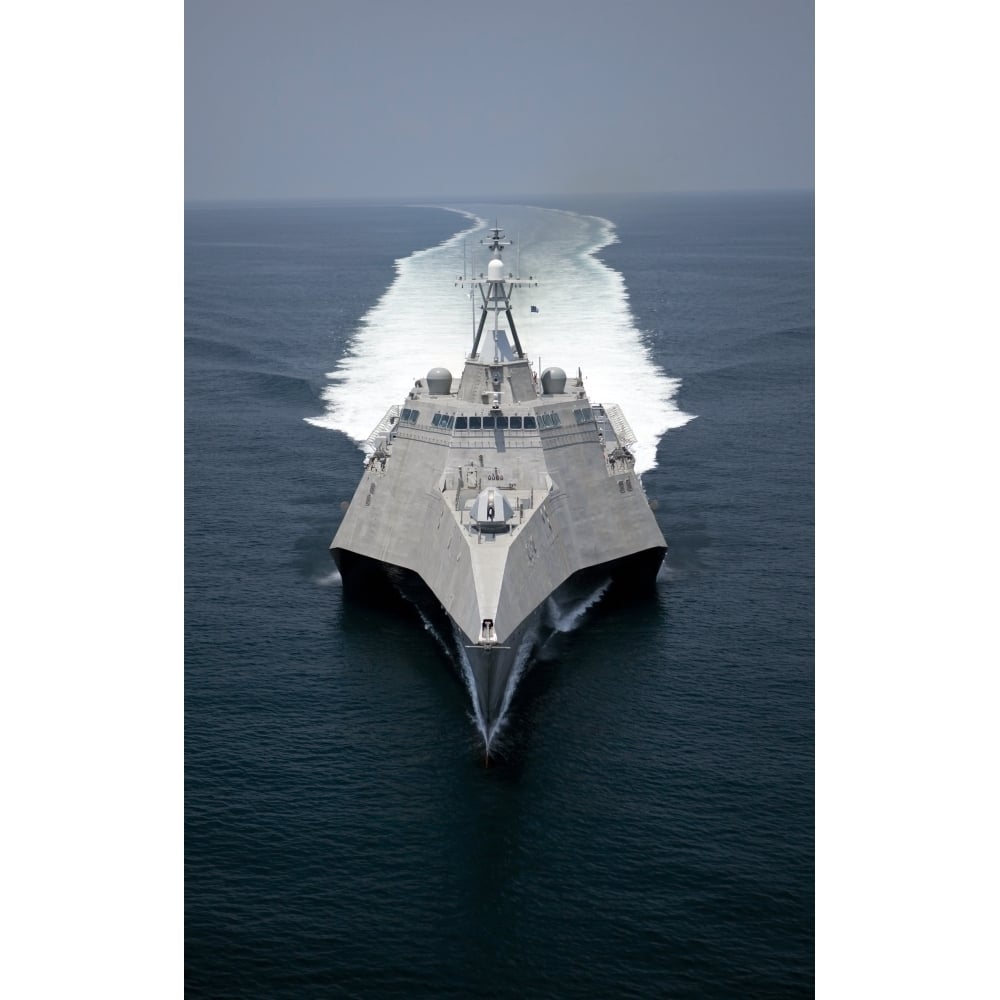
(468, 225, 526, 360)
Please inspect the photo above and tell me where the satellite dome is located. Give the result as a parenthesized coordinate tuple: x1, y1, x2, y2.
(540, 367, 567, 394)
(487, 258, 505, 281)
(426, 367, 453, 395)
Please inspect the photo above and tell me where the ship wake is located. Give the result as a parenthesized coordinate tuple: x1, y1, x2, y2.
(455, 576, 615, 755)
(544, 578, 613, 637)
(453, 624, 539, 753)
(306, 202, 694, 472)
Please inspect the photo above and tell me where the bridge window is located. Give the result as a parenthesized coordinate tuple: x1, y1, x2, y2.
(469, 416, 482, 429)
(431, 413, 442, 427)
(482, 416, 496, 429)
(401, 408, 412, 421)
(523, 416, 537, 429)
(551, 412, 561, 426)
(455, 416, 468, 429)
(540, 412, 552, 428)
(509, 416, 522, 429)
(496, 416, 509, 428)
(408, 409, 420, 423)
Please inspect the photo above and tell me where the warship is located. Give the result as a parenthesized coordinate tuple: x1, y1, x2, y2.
(331, 224, 666, 745)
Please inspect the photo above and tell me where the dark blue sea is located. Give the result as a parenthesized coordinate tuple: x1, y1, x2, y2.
(185, 192, 814, 998)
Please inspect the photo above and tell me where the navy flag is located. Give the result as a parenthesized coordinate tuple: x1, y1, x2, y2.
(530, 305, 539, 313)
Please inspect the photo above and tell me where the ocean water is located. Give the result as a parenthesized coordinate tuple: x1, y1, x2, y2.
(185, 192, 814, 998)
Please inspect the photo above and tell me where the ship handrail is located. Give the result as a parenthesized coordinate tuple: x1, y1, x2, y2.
(364, 404, 401, 451)
(602, 403, 638, 449)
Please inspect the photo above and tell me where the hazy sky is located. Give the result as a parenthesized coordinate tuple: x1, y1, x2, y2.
(185, 0, 813, 200)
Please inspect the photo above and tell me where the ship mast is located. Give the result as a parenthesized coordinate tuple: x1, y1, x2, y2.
(470, 225, 525, 361)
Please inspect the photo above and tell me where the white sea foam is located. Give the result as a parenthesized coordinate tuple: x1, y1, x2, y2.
(452, 616, 540, 749)
(411, 605, 453, 662)
(488, 627, 539, 747)
(306, 203, 694, 472)
(453, 628, 487, 739)
(546, 579, 613, 635)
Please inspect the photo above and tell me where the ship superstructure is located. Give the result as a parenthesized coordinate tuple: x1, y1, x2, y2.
(331, 225, 666, 745)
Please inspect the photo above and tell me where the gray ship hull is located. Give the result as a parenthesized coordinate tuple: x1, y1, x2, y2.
(329, 222, 668, 747)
